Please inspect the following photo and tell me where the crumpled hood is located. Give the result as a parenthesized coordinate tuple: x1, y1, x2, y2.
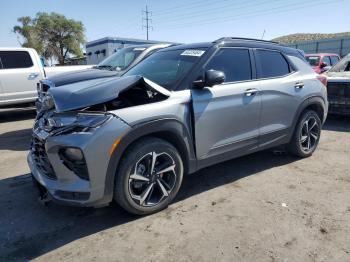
(47, 68, 121, 87)
(48, 75, 171, 112)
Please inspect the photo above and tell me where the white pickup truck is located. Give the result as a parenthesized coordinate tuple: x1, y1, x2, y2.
(0, 47, 92, 106)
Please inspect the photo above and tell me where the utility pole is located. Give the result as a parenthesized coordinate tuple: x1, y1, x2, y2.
(142, 5, 153, 40)
(261, 29, 266, 40)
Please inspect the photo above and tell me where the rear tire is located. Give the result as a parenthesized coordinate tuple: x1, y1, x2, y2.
(114, 137, 183, 215)
(288, 110, 321, 158)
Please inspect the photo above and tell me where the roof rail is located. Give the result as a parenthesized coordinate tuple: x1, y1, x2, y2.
(213, 37, 280, 45)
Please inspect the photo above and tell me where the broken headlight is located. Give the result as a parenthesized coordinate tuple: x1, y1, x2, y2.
(75, 113, 112, 128)
(47, 113, 112, 134)
(37, 93, 55, 113)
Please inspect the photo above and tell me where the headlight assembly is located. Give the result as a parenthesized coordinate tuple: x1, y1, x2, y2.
(75, 113, 112, 128)
(47, 113, 113, 134)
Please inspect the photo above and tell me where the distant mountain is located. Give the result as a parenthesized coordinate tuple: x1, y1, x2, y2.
(272, 32, 350, 44)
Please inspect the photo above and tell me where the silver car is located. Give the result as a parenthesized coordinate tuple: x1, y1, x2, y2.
(28, 37, 328, 215)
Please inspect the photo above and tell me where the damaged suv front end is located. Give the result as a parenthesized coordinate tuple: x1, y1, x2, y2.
(28, 75, 172, 207)
(324, 54, 350, 115)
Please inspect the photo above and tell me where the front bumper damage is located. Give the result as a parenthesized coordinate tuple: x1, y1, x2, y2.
(29, 75, 170, 207)
(28, 116, 130, 207)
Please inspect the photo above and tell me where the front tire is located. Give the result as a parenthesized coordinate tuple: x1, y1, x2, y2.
(114, 137, 184, 215)
(288, 110, 322, 158)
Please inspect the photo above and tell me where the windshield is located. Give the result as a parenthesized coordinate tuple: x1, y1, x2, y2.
(305, 56, 320, 66)
(329, 54, 350, 72)
(123, 49, 206, 90)
(97, 46, 146, 71)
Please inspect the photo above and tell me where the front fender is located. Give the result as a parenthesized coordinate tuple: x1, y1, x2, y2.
(103, 118, 197, 204)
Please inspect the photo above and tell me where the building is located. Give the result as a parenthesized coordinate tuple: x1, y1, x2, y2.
(285, 36, 350, 57)
(85, 37, 172, 64)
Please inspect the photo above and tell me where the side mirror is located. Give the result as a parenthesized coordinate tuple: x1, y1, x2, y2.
(193, 70, 225, 89)
(205, 69, 225, 87)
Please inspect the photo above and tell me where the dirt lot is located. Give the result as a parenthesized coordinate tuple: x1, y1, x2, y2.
(0, 107, 349, 262)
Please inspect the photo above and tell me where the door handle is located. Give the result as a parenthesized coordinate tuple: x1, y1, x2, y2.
(244, 88, 259, 96)
(294, 82, 304, 89)
(28, 73, 39, 80)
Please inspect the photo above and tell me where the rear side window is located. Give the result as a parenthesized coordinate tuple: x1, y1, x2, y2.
(0, 51, 33, 69)
(255, 50, 290, 78)
(205, 48, 252, 83)
(330, 56, 339, 66)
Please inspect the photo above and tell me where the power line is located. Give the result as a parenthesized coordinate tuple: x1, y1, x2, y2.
(155, 0, 345, 30)
(153, 0, 278, 24)
(116, 0, 228, 37)
(119, 0, 271, 38)
(152, 0, 220, 15)
(156, 0, 306, 27)
(142, 5, 153, 40)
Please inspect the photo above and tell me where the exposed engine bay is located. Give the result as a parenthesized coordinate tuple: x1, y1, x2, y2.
(83, 85, 168, 112)
(38, 75, 171, 114)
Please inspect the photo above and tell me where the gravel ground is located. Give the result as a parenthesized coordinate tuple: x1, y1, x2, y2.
(0, 107, 349, 262)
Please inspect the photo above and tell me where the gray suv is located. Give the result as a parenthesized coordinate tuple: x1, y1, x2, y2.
(28, 37, 328, 215)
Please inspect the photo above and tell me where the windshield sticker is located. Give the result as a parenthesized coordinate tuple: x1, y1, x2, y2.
(181, 50, 205, 57)
(133, 47, 146, 51)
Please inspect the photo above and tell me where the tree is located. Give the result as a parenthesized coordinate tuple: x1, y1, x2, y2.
(13, 12, 85, 65)
(13, 16, 43, 54)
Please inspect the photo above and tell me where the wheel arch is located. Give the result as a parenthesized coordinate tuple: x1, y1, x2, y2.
(289, 96, 326, 142)
(102, 118, 197, 204)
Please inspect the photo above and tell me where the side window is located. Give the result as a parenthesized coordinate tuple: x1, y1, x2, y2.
(0, 51, 33, 69)
(205, 48, 252, 83)
(330, 56, 339, 66)
(255, 49, 290, 78)
(321, 56, 331, 66)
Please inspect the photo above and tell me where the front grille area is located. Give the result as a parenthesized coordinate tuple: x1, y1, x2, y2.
(31, 136, 57, 180)
(327, 82, 350, 99)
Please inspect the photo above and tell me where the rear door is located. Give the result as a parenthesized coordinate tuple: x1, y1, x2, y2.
(192, 48, 261, 159)
(0, 50, 41, 104)
(255, 49, 303, 148)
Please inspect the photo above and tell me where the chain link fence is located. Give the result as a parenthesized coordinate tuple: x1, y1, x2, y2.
(285, 37, 350, 57)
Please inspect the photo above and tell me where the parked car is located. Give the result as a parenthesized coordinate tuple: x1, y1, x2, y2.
(305, 53, 340, 74)
(323, 54, 350, 115)
(0, 47, 92, 106)
(28, 37, 328, 215)
(41, 43, 173, 90)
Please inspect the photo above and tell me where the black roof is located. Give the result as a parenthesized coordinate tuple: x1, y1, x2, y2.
(213, 37, 280, 45)
(158, 42, 213, 52)
(159, 37, 303, 57)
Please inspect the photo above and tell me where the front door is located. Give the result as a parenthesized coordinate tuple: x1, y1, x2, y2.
(191, 48, 261, 159)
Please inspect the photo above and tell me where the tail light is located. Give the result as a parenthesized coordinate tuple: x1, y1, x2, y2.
(317, 75, 328, 87)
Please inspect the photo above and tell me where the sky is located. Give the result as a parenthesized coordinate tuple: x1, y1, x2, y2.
(0, 0, 349, 48)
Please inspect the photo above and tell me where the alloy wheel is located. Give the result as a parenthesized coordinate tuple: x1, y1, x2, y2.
(128, 152, 177, 207)
(299, 116, 320, 153)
